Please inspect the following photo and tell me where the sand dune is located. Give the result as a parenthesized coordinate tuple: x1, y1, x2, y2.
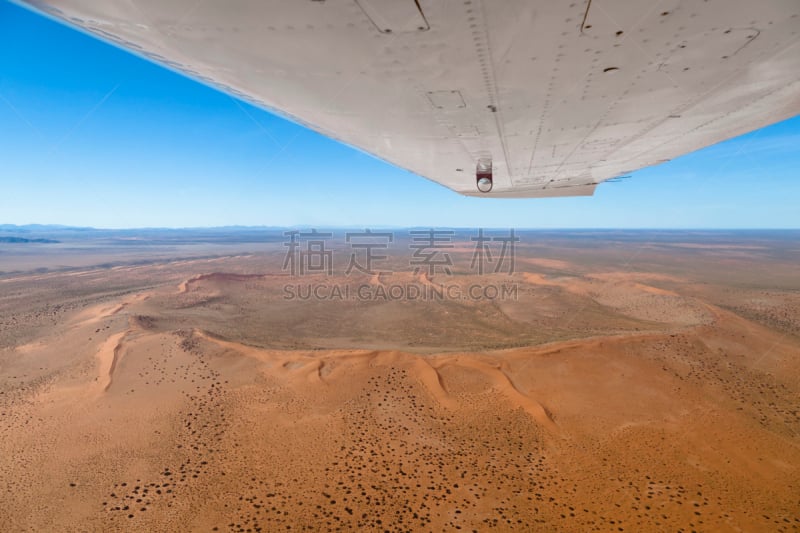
(95, 331, 126, 392)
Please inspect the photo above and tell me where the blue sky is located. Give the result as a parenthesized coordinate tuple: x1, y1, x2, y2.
(0, 1, 798, 229)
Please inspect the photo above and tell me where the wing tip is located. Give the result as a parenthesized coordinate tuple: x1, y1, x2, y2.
(459, 183, 597, 199)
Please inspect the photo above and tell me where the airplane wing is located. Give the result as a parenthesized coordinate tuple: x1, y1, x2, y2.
(16, 0, 800, 197)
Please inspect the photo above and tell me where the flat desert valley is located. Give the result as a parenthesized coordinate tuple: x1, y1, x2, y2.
(1, 228, 799, 532)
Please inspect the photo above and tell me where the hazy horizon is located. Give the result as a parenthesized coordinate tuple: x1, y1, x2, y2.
(3, 223, 800, 232)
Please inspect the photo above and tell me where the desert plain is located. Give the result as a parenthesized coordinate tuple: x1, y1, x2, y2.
(0, 228, 798, 531)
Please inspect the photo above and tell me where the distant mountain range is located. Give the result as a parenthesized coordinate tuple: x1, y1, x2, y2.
(0, 224, 86, 231)
(0, 236, 60, 243)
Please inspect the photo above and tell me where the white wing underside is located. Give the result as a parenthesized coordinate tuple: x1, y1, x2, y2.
(18, 0, 800, 197)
